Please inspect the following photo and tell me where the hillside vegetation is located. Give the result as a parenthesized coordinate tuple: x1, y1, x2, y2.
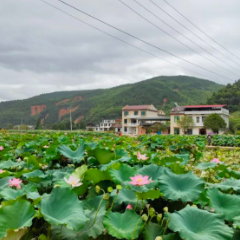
(0, 76, 222, 127)
(208, 79, 240, 113)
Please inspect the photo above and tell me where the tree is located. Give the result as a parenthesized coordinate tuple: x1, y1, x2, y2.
(149, 122, 169, 133)
(203, 114, 227, 134)
(177, 116, 194, 134)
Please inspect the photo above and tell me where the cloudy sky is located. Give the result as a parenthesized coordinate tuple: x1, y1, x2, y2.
(1, 0, 240, 101)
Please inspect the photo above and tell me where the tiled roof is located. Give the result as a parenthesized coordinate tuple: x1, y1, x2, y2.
(122, 105, 152, 110)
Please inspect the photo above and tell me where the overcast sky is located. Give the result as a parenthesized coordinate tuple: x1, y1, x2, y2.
(0, 0, 240, 102)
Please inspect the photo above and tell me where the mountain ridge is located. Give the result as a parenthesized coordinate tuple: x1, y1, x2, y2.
(0, 75, 223, 127)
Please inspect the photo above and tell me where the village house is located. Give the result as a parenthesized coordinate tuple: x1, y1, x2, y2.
(122, 105, 170, 135)
(170, 104, 229, 135)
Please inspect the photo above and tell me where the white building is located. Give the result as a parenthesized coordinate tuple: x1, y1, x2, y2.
(95, 120, 116, 132)
(170, 104, 229, 135)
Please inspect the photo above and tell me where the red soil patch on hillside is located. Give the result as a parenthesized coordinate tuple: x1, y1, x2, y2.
(162, 98, 168, 107)
(31, 105, 47, 116)
(59, 106, 78, 119)
(55, 99, 70, 106)
(74, 116, 84, 124)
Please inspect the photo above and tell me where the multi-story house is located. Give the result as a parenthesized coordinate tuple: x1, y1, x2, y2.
(122, 105, 169, 135)
(95, 120, 116, 132)
(170, 104, 229, 135)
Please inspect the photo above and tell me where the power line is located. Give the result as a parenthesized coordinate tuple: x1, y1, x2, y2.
(149, 0, 240, 68)
(162, 0, 240, 62)
(39, 0, 207, 79)
(119, 0, 239, 77)
(134, 0, 240, 74)
(56, 0, 235, 81)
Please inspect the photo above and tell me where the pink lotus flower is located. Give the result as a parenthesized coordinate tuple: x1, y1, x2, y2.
(42, 165, 48, 170)
(64, 175, 82, 188)
(129, 175, 151, 186)
(126, 204, 133, 210)
(210, 158, 222, 164)
(43, 145, 49, 149)
(137, 152, 149, 161)
(0, 146, 4, 151)
(64, 132, 67, 135)
(0, 169, 5, 174)
(17, 158, 22, 162)
(9, 178, 22, 189)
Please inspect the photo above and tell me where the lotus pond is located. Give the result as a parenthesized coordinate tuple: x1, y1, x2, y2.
(0, 132, 240, 240)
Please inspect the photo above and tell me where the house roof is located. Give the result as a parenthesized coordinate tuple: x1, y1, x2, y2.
(183, 105, 226, 108)
(122, 105, 155, 111)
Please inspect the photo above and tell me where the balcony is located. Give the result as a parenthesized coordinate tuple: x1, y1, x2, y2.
(127, 123, 140, 127)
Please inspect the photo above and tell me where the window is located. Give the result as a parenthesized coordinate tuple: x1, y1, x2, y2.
(187, 129, 193, 135)
(174, 116, 180, 123)
(174, 128, 180, 135)
(124, 119, 127, 124)
(124, 127, 127, 132)
(134, 111, 138, 116)
(196, 117, 200, 123)
(141, 111, 146, 116)
(124, 111, 128, 116)
(202, 116, 206, 123)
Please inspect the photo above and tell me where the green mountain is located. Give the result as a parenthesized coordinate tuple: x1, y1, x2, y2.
(0, 76, 223, 128)
(208, 79, 240, 113)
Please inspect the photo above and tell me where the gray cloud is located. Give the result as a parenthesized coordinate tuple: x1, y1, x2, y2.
(0, 0, 240, 101)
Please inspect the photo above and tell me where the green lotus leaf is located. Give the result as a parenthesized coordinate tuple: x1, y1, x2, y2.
(85, 169, 111, 185)
(72, 165, 88, 179)
(0, 177, 11, 190)
(0, 200, 35, 239)
(2, 228, 28, 240)
(50, 226, 80, 240)
(163, 233, 182, 240)
(113, 188, 144, 208)
(0, 160, 25, 170)
(136, 189, 162, 200)
(58, 144, 85, 163)
(137, 164, 168, 181)
(233, 216, 240, 229)
(103, 210, 143, 239)
(89, 147, 115, 164)
(168, 205, 234, 240)
(39, 187, 89, 231)
(159, 170, 204, 202)
(207, 188, 240, 221)
(44, 145, 59, 162)
(109, 164, 137, 186)
(208, 179, 240, 191)
(143, 223, 163, 240)
(23, 170, 48, 183)
(0, 184, 40, 200)
(196, 162, 217, 170)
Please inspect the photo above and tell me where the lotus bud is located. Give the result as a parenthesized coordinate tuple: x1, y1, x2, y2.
(210, 208, 215, 213)
(95, 185, 101, 193)
(149, 207, 155, 217)
(157, 214, 162, 222)
(141, 214, 148, 222)
(116, 185, 122, 190)
(23, 157, 29, 161)
(126, 204, 133, 210)
(155, 237, 163, 240)
(163, 207, 168, 213)
(146, 204, 150, 209)
(103, 194, 109, 200)
(191, 205, 197, 208)
(107, 187, 113, 193)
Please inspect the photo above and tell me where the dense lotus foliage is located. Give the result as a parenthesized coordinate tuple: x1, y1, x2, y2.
(1, 131, 240, 240)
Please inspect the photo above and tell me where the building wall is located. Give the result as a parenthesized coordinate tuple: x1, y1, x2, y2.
(170, 109, 229, 135)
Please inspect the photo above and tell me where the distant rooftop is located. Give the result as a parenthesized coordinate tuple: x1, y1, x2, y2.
(122, 105, 157, 111)
(183, 105, 226, 108)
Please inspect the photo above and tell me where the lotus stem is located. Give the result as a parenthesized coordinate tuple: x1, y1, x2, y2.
(110, 194, 118, 210)
(134, 199, 139, 211)
(47, 224, 51, 240)
(131, 219, 141, 240)
(162, 214, 170, 237)
(93, 197, 104, 225)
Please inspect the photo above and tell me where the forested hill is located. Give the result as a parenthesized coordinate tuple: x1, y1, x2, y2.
(208, 79, 240, 113)
(0, 76, 223, 127)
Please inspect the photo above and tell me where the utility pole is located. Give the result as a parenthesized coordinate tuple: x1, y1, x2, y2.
(69, 107, 73, 132)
